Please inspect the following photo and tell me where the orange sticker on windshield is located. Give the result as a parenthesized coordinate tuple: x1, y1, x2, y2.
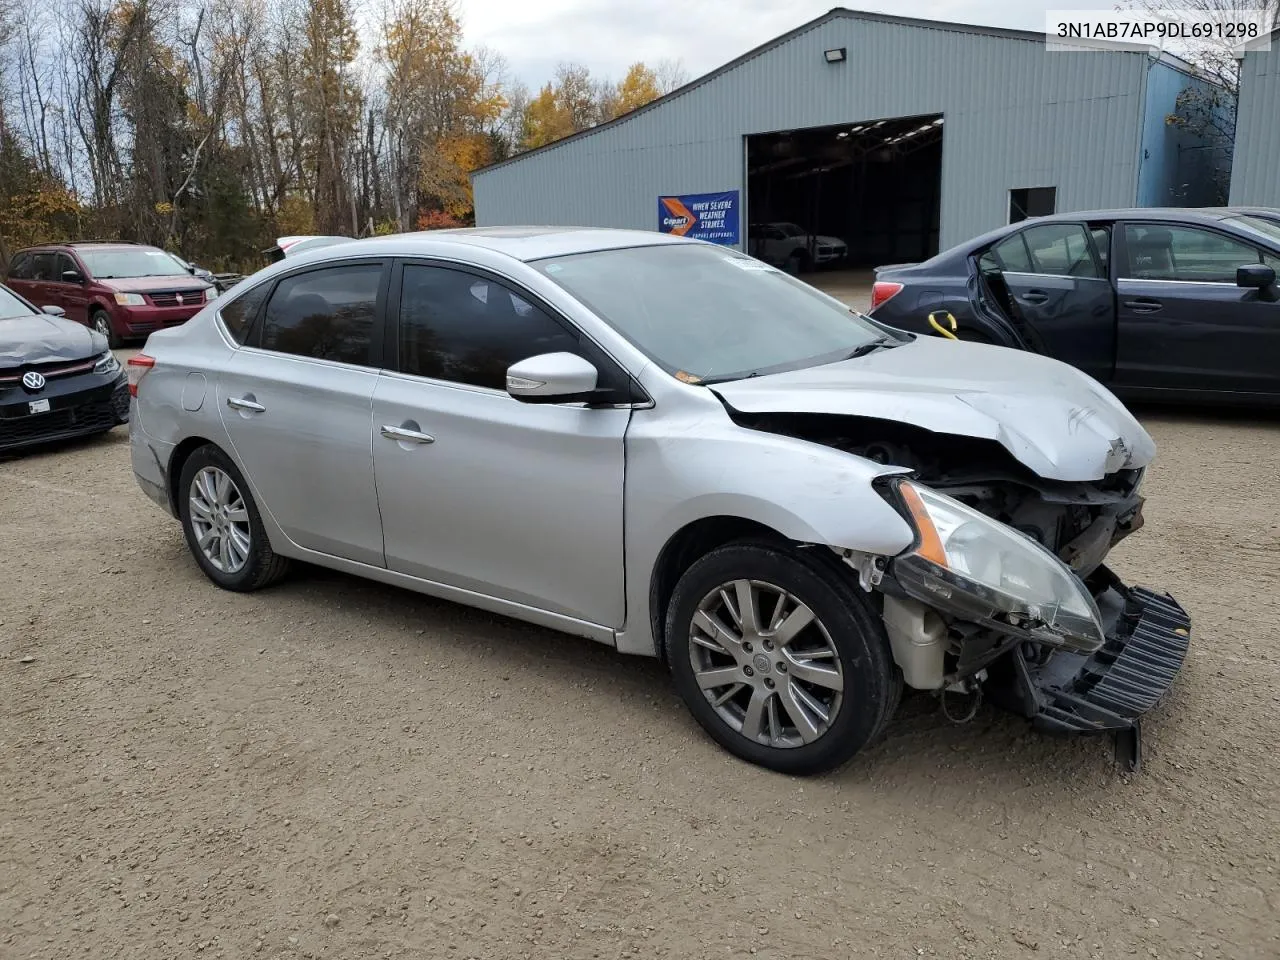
(674, 370, 703, 384)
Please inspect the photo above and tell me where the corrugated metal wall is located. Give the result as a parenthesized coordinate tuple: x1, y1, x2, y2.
(474, 14, 1151, 250)
(1229, 45, 1280, 206)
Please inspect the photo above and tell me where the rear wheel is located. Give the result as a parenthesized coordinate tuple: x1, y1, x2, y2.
(784, 249, 809, 275)
(178, 444, 290, 591)
(666, 540, 898, 775)
(91, 309, 121, 349)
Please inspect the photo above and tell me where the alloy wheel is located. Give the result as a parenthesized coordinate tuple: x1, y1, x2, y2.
(688, 578, 844, 748)
(188, 466, 252, 574)
(94, 316, 112, 338)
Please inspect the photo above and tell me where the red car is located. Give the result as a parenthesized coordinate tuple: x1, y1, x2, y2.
(5, 242, 216, 347)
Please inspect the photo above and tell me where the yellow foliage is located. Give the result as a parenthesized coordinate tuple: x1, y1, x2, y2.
(613, 63, 662, 117)
(275, 194, 316, 235)
(522, 83, 574, 149)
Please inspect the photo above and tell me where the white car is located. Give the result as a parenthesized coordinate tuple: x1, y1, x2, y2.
(750, 222, 848, 272)
(129, 227, 1187, 775)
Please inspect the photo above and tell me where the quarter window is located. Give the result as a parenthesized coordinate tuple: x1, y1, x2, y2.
(397, 264, 581, 390)
(1122, 225, 1263, 283)
(7, 252, 33, 279)
(218, 282, 271, 345)
(260, 263, 382, 365)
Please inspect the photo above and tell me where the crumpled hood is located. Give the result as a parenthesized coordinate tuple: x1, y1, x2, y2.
(0, 313, 108, 366)
(713, 337, 1156, 482)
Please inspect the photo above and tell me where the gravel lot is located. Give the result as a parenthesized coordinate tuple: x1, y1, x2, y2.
(3, 325, 1279, 959)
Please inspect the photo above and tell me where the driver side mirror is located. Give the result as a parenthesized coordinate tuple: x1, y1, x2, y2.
(41, 305, 66, 316)
(61, 270, 83, 283)
(506, 352, 599, 404)
(1237, 263, 1276, 289)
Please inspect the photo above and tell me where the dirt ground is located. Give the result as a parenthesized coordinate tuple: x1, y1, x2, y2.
(3, 338, 1279, 960)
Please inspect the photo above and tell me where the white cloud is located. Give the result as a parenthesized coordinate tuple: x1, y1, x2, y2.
(457, 0, 1120, 87)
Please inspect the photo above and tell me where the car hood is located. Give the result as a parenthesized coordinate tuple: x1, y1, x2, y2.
(811, 235, 846, 246)
(99, 275, 211, 293)
(0, 313, 108, 366)
(713, 337, 1156, 482)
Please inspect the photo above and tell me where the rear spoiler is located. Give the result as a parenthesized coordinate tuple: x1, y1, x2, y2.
(262, 235, 352, 263)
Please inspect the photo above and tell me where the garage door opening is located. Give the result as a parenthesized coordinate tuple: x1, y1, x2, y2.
(746, 114, 943, 274)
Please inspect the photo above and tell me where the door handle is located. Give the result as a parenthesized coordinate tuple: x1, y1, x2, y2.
(226, 396, 266, 413)
(381, 424, 435, 445)
(1122, 298, 1163, 313)
(1019, 290, 1050, 305)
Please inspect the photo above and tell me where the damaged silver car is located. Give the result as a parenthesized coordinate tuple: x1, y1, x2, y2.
(128, 228, 1189, 774)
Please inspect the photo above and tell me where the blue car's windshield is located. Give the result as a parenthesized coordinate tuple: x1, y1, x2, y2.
(533, 244, 889, 384)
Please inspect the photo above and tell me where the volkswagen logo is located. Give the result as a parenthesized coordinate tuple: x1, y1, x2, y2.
(21, 371, 46, 392)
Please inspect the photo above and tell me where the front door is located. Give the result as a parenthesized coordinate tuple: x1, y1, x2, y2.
(1113, 222, 1280, 397)
(372, 261, 630, 627)
(217, 260, 388, 566)
(55, 253, 90, 324)
(987, 221, 1116, 382)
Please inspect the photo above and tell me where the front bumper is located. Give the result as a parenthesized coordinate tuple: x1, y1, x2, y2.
(1023, 571, 1189, 738)
(0, 373, 129, 451)
(116, 303, 204, 336)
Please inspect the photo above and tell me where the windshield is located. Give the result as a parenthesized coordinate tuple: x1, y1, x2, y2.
(1228, 214, 1280, 246)
(79, 248, 189, 279)
(0, 285, 38, 320)
(533, 244, 889, 383)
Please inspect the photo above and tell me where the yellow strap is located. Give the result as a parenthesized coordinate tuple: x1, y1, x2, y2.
(927, 310, 959, 340)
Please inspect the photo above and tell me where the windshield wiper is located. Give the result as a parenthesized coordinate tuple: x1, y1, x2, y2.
(842, 337, 896, 360)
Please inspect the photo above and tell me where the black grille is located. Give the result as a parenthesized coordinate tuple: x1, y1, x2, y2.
(149, 290, 205, 307)
(1034, 586, 1190, 734)
(0, 395, 123, 447)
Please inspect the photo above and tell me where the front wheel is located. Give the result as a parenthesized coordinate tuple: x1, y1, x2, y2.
(666, 540, 899, 775)
(91, 310, 121, 349)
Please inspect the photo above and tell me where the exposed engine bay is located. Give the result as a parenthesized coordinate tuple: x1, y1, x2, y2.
(732, 411, 1146, 577)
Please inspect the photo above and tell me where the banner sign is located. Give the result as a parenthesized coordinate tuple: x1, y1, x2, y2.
(658, 191, 740, 245)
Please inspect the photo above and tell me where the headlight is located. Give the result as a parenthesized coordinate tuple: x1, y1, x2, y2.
(889, 479, 1105, 653)
(205, 287, 219, 301)
(113, 293, 145, 306)
(93, 351, 121, 376)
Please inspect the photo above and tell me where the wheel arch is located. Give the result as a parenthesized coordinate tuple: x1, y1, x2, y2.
(167, 435, 218, 515)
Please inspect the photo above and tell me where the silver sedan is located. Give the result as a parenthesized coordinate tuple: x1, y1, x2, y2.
(129, 227, 1187, 774)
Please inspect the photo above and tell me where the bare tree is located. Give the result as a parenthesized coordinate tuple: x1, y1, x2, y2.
(653, 58, 690, 94)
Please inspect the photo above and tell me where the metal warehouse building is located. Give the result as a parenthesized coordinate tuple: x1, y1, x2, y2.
(473, 7, 1228, 267)
(1230, 28, 1280, 206)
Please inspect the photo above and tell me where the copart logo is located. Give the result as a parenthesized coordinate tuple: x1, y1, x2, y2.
(21, 371, 46, 392)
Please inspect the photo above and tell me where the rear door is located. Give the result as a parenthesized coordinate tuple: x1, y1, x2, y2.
(987, 221, 1116, 382)
(216, 259, 388, 566)
(1113, 222, 1280, 396)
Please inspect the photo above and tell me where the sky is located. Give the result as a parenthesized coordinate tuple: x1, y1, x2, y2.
(457, 0, 1122, 88)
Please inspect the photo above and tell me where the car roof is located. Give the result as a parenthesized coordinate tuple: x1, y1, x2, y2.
(285, 226, 690, 264)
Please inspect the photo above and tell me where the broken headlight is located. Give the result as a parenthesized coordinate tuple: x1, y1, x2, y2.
(887, 479, 1105, 653)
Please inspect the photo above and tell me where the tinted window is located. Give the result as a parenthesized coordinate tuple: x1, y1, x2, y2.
(8, 253, 33, 279)
(398, 265, 581, 389)
(219, 282, 271, 345)
(56, 253, 79, 282)
(990, 233, 1033, 272)
(1020, 223, 1100, 278)
(261, 263, 382, 365)
(32, 253, 57, 281)
(1123, 225, 1262, 283)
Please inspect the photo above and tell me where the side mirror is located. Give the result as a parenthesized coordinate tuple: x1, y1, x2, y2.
(61, 270, 83, 283)
(506, 352, 599, 403)
(1237, 263, 1276, 289)
(41, 305, 66, 316)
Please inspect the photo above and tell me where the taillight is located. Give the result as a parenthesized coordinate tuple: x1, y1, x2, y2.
(870, 281, 904, 311)
(127, 354, 155, 397)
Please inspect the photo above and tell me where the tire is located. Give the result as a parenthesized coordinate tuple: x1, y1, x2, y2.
(666, 540, 898, 775)
(177, 443, 290, 591)
(91, 309, 121, 349)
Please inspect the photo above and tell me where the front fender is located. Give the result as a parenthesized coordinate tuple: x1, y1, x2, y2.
(617, 405, 916, 657)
